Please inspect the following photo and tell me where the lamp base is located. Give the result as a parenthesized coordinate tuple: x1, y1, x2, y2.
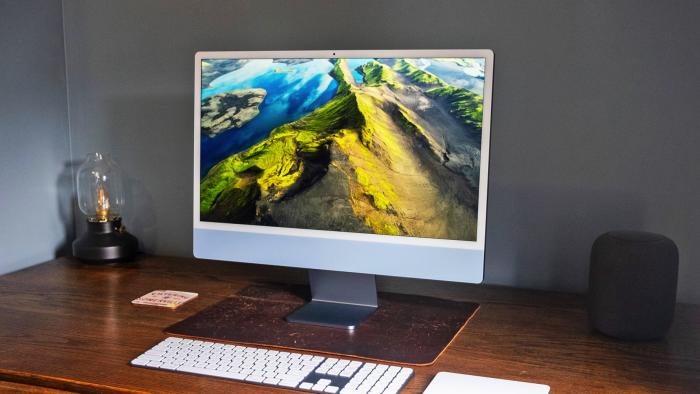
(72, 218, 139, 264)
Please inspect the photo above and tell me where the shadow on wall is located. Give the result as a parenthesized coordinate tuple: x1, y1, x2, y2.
(485, 182, 645, 293)
(101, 94, 192, 256)
(122, 173, 158, 254)
(55, 160, 79, 258)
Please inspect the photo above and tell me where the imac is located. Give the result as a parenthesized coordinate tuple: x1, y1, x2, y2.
(194, 50, 493, 329)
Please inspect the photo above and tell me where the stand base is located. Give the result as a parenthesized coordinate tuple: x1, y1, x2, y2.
(285, 270, 379, 330)
(286, 300, 377, 330)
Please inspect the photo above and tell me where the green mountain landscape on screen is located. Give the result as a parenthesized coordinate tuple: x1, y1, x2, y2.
(199, 57, 484, 241)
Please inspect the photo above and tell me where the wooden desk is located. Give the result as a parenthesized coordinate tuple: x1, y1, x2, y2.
(0, 256, 698, 393)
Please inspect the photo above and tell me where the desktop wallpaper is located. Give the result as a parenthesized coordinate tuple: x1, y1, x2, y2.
(199, 57, 485, 241)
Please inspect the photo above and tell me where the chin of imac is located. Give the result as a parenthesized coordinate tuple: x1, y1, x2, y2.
(193, 227, 484, 284)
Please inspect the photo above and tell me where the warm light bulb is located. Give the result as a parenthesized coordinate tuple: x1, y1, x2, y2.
(95, 184, 110, 222)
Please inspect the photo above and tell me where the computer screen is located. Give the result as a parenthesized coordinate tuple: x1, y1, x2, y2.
(194, 50, 493, 284)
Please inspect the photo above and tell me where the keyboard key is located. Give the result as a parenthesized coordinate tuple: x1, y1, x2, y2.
(280, 380, 300, 388)
(340, 369, 354, 377)
(299, 382, 314, 390)
(228, 372, 248, 380)
(276, 373, 295, 380)
(325, 386, 339, 393)
(130, 358, 149, 366)
(140, 354, 164, 362)
(245, 375, 265, 383)
(145, 350, 166, 357)
(288, 369, 308, 377)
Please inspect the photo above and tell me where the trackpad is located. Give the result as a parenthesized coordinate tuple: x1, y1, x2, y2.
(423, 372, 550, 394)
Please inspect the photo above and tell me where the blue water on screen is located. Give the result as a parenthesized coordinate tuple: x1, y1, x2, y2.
(200, 59, 338, 178)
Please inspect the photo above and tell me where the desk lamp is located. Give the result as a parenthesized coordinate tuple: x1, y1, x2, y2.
(72, 153, 138, 263)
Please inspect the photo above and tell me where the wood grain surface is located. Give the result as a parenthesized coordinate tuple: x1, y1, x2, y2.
(0, 255, 698, 393)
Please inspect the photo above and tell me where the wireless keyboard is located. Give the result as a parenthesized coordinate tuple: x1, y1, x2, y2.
(131, 337, 414, 393)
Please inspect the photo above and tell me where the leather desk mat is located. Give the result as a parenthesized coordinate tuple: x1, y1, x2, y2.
(166, 284, 479, 365)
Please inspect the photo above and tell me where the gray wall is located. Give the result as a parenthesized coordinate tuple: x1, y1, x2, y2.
(62, 0, 700, 303)
(0, 0, 72, 274)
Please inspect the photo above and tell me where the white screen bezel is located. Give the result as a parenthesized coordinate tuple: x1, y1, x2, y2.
(194, 50, 493, 251)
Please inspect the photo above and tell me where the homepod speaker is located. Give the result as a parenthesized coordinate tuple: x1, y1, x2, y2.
(588, 230, 679, 340)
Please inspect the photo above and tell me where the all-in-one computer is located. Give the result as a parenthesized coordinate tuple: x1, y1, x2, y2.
(133, 49, 494, 393)
(193, 49, 493, 328)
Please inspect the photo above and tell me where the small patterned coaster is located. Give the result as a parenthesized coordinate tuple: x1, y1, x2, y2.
(132, 290, 198, 309)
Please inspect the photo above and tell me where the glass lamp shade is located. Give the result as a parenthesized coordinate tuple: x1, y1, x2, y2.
(76, 153, 125, 222)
